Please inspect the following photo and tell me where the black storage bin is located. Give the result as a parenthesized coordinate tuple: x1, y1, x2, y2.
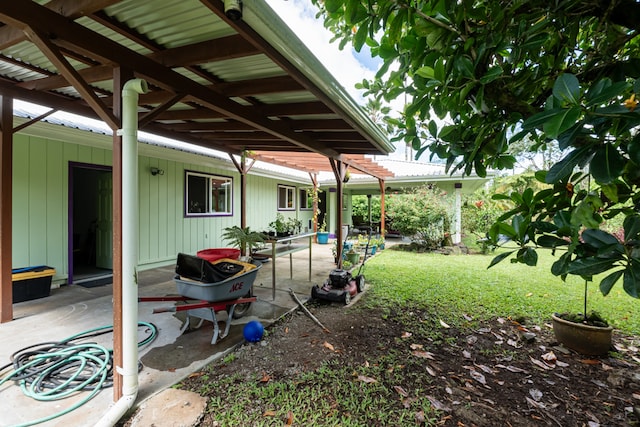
(12, 266, 56, 303)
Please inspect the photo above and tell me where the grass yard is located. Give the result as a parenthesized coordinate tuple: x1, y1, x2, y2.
(365, 248, 640, 334)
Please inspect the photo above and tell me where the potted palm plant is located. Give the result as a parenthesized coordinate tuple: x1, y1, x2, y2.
(222, 226, 264, 260)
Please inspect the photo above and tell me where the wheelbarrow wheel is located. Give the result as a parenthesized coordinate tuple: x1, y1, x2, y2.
(228, 292, 252, 319)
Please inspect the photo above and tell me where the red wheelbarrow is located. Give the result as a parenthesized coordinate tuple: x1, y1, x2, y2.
(140, 253, 262, 344)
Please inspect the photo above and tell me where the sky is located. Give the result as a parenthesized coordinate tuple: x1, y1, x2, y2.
(265, 0, 381, 104)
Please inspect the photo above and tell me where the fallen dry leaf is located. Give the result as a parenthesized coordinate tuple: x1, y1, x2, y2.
(439, 319, 451, 328)
(633, 393, 640, 400)
(426, 365, 437, 376)
(401, 331, 412, 339)
(507, 339, 521, 348)
(463, 350, 472, 359)
(412, 350, 435, 360)
(415, 410, 426, 423)
(402, 396, 417, 408)
(284, 327, 289, 334)
(260, 372, 271, 383)
(410, 343, 424, 350)
(469, 369, 487, 385)
(496, 364, 529, 374)
(426, 395, 451, 412)
(541, 351, 557, 363)
(263, 410, 277, 417)
(188, 371, 204, 379)
(394, 385, 408, 397)
(530, 356, 553, 370)
(356, 375, 378, 384)
(529, 388, 543, 401)
(285, 411, 294, 425)
(526, 397, 546, 409)
(323, 341, 335, 352)
(475, 364, 495, 375)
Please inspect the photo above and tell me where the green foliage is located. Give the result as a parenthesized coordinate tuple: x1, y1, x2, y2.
(386, 185, 452, 248)
(313, 0, 640, 299)
(269, 213, 301, 235)
(221, 226, 264, 257)
(352, 195, 381, 223)
(461, 198, 503, 238)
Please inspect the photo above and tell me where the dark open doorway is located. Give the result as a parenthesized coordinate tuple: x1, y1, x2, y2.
(68, 162, 113, 287)
(318, 190, 327, 233)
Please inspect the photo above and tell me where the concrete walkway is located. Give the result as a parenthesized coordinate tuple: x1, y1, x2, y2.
(0, 241, 346, 427)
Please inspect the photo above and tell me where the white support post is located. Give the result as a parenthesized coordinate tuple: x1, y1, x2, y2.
(454, 183, 462, 244)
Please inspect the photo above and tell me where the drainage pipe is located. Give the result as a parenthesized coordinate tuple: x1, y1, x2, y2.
(95, 78, 148, 427)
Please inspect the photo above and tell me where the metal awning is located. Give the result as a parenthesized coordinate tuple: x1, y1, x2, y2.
(0, 0, 393, 176)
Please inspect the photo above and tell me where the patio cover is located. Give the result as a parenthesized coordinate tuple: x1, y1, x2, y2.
(0, 0, 395, 400)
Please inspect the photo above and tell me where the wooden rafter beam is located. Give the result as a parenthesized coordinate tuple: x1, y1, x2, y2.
(0, 0, 120, 50)
(24, 28, 118, 129)
(0, 1, 339, 157)
(139, 93, 184, 129)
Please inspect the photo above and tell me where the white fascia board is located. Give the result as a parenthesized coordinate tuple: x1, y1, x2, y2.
(244, 2, 394, 155)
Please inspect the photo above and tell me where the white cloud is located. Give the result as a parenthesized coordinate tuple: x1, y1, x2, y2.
(266, 0, 376, 104)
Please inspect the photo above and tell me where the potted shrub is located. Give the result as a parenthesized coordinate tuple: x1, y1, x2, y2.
(551, 298, 613, 356)
(345, 248, 360, 265)
(487, 74, 640, 355)
(221, 226, 264, 260)
(317, 218, 329, 244)
(285, 217, 302, 235)
(269, 213, 288, 237)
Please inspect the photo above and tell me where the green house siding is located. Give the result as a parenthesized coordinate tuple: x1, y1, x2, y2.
(11, 132, 314, 284)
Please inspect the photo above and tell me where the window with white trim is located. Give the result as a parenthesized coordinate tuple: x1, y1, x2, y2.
(278, 185, 295, 210)
(185, 171, 232, 216)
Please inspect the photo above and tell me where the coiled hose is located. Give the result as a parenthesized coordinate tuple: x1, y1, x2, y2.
(0, 322, 157, 427)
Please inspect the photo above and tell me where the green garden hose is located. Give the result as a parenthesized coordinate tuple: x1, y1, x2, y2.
(0, 322, 157, 427)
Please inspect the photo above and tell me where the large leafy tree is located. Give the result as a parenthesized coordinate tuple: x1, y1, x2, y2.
(313, 0, 640, 298)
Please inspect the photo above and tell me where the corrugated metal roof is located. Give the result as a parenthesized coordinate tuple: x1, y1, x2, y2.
(0, 0, 394, 177)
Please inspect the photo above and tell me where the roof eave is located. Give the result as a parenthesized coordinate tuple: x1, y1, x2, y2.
(244, 2, 394, 155)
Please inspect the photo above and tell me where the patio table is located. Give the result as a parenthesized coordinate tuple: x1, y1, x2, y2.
(254, 232, 315, 299)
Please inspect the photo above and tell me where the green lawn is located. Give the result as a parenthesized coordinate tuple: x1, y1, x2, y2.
(365, 248, 640, 334)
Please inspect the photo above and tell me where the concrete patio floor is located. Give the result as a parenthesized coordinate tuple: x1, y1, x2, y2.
(0, 241, 347, 427)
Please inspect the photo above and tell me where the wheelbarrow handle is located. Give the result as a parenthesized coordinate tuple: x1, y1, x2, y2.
(152, 306, 177, 313)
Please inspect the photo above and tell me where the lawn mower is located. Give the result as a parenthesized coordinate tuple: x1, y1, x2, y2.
(311, 226, 372, 305)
